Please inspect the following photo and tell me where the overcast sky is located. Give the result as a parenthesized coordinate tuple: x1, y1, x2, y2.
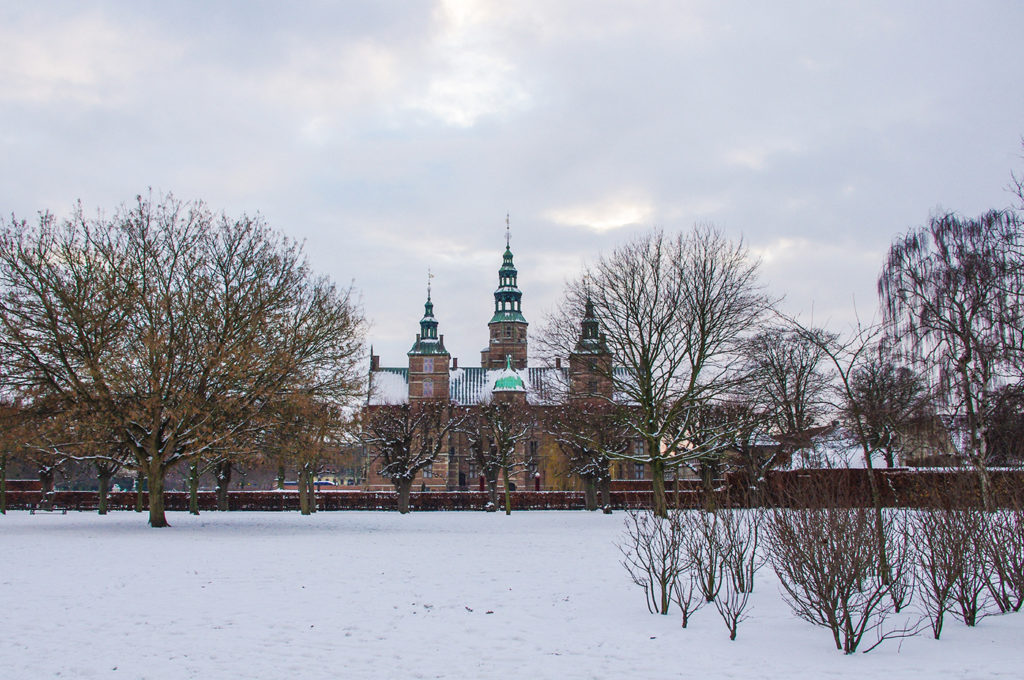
(2, 1, 1022, 367)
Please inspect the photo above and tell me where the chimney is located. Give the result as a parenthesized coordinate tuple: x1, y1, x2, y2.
(370, 354, 380, 371)
(555, 357, 562, 369)
(453, 357, 458, 369)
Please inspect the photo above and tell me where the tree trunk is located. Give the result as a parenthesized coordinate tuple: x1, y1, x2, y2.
(0, 453, 7, 515)
(38, 467, 55, 511)
(276, 464, 286, 490)
(147, 458, 169, 528)
(135, 468, 144, 512)
(502, 466, 512, 515)
(583, 478, 597, 511)
(188, 462, 200, 515)
(862, 452, 891, 588)
(651, 457, 667, 518)
(97, 467, 112, 516)
(396, 478, 413, 514)
(298, 468, 310, 515)
(306, 466, 317, 514)
(971, 451, 994, 513)
(215, 460, 232, 511)
(600, 476, 612, 513)
(485, 470, 499, 510)
(701, 459, 718, 513)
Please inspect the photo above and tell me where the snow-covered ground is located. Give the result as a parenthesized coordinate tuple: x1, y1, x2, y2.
(0, 511, 1020, 679)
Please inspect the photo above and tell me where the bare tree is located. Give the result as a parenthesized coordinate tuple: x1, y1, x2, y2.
(744, 328, 832, 447)
(879, 210, 1023, 511)
(361, 400, 463, 513)
(0, 193, 365, 526)
(476, 397, 534, 515)
(545, 399, 628, 511)
(544, 227, 771, 516)
(846, 354, 932, 467)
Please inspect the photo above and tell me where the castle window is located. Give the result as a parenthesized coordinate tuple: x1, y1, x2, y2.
(633, 463, 645, 480)
(423, 463, 433, 478)
(423, 357, 434, 373)
(505, 326, 512, 338)
(423, 379, 434, 397)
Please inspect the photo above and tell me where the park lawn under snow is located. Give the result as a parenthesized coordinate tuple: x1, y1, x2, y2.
(1, 511, 1021, 680)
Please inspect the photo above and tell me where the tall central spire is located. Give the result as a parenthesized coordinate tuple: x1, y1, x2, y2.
(482, 215, 529, 370)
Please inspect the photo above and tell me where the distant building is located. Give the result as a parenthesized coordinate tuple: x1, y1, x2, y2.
(364, 229, 648, 491)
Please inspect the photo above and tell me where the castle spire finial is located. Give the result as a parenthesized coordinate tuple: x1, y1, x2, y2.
(427, 266, 433, 301)
(505, 212, 510, 249)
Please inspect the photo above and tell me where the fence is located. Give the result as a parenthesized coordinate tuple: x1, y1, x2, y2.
(3, 468, 1021, 512)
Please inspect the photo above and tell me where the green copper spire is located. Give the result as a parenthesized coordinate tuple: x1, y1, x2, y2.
(408, 275, 449, 356)
(490, 217, 526, 324)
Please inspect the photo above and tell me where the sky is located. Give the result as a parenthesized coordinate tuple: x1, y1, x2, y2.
(1, 0, 1022, 368)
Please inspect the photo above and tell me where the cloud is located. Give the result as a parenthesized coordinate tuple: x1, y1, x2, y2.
(544, 194, 652, 232)
(0, 12, 182, 106)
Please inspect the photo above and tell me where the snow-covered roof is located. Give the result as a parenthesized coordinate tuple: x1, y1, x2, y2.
(367, 365, 632, 406)
(367, 368, 410, 405)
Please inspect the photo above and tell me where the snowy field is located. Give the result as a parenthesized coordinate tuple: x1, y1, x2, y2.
(1, 511, 1021, 680)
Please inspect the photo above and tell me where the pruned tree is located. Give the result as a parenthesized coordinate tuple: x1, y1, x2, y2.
(543, 226, 772, 516)
(476, 397, 534, 515)
(545, 399, 629, 511)
(261, 391, 353, 515)
(0, 193, 365, 526)
(361, 399, 463, 513)
(456, 408, 502, 509)
(879, 210, 1023, 511)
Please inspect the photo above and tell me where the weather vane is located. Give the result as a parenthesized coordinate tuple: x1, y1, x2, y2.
(427, 266, 434, 300)
(505, 212, 511, 249)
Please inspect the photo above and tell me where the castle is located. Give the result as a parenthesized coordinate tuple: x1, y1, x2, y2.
(364, 229, 644, 492)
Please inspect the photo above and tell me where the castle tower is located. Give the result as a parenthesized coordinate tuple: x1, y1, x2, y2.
(482, 218, 528, 369)
(568, 297, 613, 399)
(408, 283, 451, 401)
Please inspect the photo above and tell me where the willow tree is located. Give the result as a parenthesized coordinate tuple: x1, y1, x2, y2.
(880, 210, 1022, 511)
(0, 193, 365, 526)
(544, 227, 771, 516)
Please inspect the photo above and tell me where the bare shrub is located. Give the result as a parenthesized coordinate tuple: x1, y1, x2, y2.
(711, 509, 765, 640)
(670, 567, 706, 628)
(947, 507, 991, 627)
(619, 509, 684, 615)
(885, 508, 916, 614)
(681, 510, 723, 603)
(767, 480, 916, 654)
(679, 508, 766, 640)
(913, 509, 965, 638)
(986, 508, 1024, 613)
